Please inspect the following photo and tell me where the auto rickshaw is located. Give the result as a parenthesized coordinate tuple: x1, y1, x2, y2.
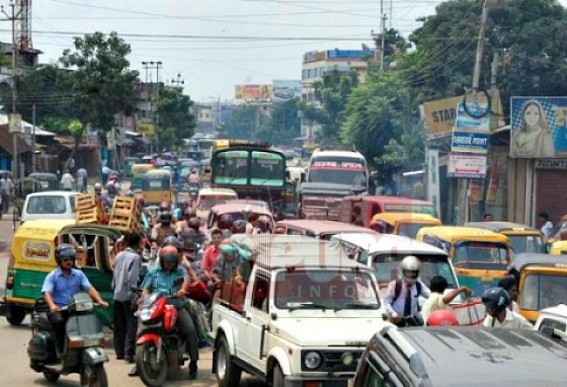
(124, 157, 142, 177)
(370, 212, 442, 239)
(549, 240, 567, 255)
(131, 163, 154, 177)
(508, 253, 567, 322)
(416, 226, 512, 297)
(142, 169, 173, 205)
(466, 221, 546, 255)
(0, 220, 123, 326)
(28, 172, 59, 191)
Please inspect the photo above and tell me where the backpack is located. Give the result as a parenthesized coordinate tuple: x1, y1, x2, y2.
(392, 279, 423, 310)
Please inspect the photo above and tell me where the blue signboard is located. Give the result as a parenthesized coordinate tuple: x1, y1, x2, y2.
(451, 130, 490, 154)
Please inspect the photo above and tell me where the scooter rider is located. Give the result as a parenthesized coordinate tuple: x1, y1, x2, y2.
(383, 256, 430, 327)
(42, 244, 109, 353)
(140, 245, 200, 379)
(481, 287, 533, 329)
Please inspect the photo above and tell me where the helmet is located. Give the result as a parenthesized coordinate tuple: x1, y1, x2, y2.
(177, 197, 189, 211)
(399, 255, 421, 284)
(109, 173, 118, 181)
(106, 182, 117, 195)
(159, 245, 179, 266)
(232, 219, 247, 234)
(94, 183, 102, 192)
(163, 235, 181, 249)
(188, 217, 201, 231)
(159, 201, 171, 212)
(481, 287, 511, 316)
(184, 207, 197, 219)
(159, 211, 172, 224)
(258, 215, 271, 232)
(217, 214, 234, 230)
(427, 310, 459, 326)
(135, 194, 145, 207)
(55, 243, 76, 266)
(172, 208, 183, 221)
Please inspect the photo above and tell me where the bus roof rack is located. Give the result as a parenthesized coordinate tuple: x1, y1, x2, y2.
(227, 139, 272, 148)
(316, 144, 357, 152)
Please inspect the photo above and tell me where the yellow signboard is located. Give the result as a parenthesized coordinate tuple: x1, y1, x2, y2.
(235, 84, 272, 102)
(138, 123, 155, 135)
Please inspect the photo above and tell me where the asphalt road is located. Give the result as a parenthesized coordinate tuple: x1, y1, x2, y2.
(0, 212, 263, 386)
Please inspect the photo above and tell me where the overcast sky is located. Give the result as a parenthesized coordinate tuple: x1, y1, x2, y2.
(4, 0, 566, 102)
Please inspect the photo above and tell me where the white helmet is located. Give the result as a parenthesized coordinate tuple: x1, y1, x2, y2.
(400, 255, 421, 284)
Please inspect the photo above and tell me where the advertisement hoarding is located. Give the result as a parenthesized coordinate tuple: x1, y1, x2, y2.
(235, 84, 272, 102)
(272, 80, 301, 102)
(421, 96, 461, 139)
(510, 97, 567, 159)
(451, 129, 490, 154)
(448, 154, 487, 179)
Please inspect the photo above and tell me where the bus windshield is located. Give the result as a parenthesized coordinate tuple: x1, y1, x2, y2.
(212, 149, 285, 187)
(308, 158, 367, 187)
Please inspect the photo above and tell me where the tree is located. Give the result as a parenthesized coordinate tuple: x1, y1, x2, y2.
(301, 69, 359, 143)
(219, 105, 259, 139)
(341, 73, 418, 180)
(59, 31, 139, 132)
(156, 85, 196, 148)
(254, 98, 301, 146)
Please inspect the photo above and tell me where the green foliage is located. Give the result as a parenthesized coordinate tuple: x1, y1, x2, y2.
(219, 105, 259, 140)
(157, 85, 196, 148)
(301, 69, 359, 143)
(254, 98, 301, 145)
(59, 31, 139, 131)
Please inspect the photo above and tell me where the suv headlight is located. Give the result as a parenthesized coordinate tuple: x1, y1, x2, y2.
(304, 351, 322, 370)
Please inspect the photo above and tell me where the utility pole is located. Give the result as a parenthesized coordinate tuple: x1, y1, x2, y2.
(2, 1, 21, 179)
(389, 0, 393, 29)
(31, 104, 35, 173)
(378, 0, 387, 71)
(154, 61, 162, 151)
(472, 0, 494, 92)
(170, 73, 184, 87)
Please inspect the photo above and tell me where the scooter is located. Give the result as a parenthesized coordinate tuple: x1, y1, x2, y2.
(27, 293, 108, 386)
(135, 291, 187, 386)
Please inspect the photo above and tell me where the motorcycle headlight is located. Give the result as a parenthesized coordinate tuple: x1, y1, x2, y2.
(75, 300, 94, 312)
(303, 351, 322, 370)
(139, 307, 155, 322)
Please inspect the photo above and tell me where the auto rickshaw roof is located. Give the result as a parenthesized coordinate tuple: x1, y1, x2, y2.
(210, 203, 272, 217)
(198, 187, 238, 197)
(28, 172, 58, 180)
(370, 212, 441, 225)
(508, 253, 567, 273)
(58, 224, 124, 240)
(144, 169, 172, 177)
(276, 219, 377, 236)
(417, 226, 509, 243)
(16, 219, 76, 235)
(466, 221, 541, 235)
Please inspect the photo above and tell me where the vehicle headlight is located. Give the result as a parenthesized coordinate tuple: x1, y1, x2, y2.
(139, 308, 154, 322)
(341, 352, 354, 366)
(304, 351, 322, 370)
(75, 300, 93, 312)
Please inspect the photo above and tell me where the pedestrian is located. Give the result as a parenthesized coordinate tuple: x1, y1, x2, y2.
(111, 232, 141, 363)
(421, 275, 471, 324)
(483, 213, 493, 221)
(383, 256, 431, 327)
(0, 172, 13, 214)
(351, 206, 364, 226)
(538, 212, 554, 240)
(101, 162, 111, 186)
(60, 170, 74, 191)
(498, 275, 520, 313)
(76, 167, 88, 192)
(481, 287, 533, 329)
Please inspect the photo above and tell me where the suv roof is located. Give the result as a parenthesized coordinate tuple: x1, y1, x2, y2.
(367, 326, 567, 386)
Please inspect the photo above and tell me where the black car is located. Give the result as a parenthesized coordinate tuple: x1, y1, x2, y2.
(353, 326, 567, 387)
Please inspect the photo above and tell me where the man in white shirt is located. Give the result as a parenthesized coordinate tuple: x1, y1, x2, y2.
(383, 256, 431, 326)
(60, 170, 74, 191)
(538, 211, 554, 240)
(421, 275, 472, 324)
(481, 287, 533, 329)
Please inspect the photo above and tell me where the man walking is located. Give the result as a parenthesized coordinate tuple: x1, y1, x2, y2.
(111, 232, 141, 363)
(60, 170, 74, 191)
(0, 173, 13, 214)
(76, 168, 88, 192)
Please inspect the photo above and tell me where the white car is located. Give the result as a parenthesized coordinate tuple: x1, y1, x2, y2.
(535, 304, 567, 341)
(21, 191, 79, 222)
(210, 234, 390, 387)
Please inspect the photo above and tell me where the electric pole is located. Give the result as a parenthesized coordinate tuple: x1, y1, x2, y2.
(153, 61, 162, 150)
(1, 1, 21, 179)
(170, 73, 184, 87)
(378, 0, 387, 71)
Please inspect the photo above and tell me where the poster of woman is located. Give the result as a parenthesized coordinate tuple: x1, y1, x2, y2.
(510, 99, 556, 158)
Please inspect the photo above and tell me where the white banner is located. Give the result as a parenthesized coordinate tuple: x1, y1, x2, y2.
(427, 149, 441, 217)
(448, 154, 487, 179)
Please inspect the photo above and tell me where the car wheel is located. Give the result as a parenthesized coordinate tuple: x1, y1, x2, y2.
(43, 370, 60, 383)
(272, 363, 285, 387)
(6, 305, 26, 326)
(215, 335, 241, 387)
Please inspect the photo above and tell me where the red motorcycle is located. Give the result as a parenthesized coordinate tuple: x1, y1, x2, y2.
(135, 293, 187, 386)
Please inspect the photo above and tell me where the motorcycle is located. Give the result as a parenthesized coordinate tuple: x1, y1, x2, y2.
(27, 293, 108, 386)
(135, 290, 187, 386)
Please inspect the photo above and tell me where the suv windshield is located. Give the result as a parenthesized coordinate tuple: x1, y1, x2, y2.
(519, 274, 567, 311)
(26, 196, 68, 214)
(369, 254, 457, 289)
(274, 270, 379, 310)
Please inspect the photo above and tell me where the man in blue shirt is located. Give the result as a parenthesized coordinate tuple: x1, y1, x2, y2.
(42, 244, 109, 353)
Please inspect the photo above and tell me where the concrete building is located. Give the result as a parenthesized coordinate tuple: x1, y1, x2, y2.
(300, 48, 375, 137)
(191, 103, 214, 134)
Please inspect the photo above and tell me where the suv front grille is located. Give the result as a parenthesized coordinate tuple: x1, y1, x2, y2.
(301, 349, 363, 373)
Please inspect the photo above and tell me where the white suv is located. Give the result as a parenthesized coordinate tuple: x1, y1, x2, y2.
(210, 234, 390, 387)
(21, 191, 79, 223)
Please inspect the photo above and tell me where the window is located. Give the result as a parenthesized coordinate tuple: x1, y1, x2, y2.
(538, 318, 566, 333)
(26, 196, 67, 214)
(252, 274, 270, 313)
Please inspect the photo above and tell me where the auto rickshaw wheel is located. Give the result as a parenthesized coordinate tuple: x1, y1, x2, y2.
(6, 305, 26, 325)
(43, 369, 60, 383)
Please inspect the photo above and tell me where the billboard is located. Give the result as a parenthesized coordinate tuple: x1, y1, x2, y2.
(421, 96, 462, 139)
(448, 154, 487, 179)
(510, 97, 567, 158)
(272, 80, 301, 102)
(451, 129, 490, 154)
(235, 84, 272, 102)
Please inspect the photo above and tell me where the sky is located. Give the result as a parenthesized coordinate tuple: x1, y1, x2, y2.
(3, 0, 566, 103)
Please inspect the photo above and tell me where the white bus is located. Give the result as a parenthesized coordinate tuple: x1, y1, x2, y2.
(306, 149, 369, 192)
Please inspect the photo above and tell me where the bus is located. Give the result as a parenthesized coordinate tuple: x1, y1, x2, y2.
(210, 140, 287, 213)
(306, 149, 369, 192)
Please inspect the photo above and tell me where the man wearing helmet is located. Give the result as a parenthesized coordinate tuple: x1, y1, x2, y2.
(383, 255, 431, 326)
(481, 287, 533, 329)
(151, 212, 177, 252)
(42, 244, 109, 353)
(140, 246, 200, 379)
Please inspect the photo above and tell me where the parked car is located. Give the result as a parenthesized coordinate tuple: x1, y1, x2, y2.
(210, 234, 390, 387)
(21, 191, 79, 223)
(535, 304, 567, 341)
(353, 326, 567, 387)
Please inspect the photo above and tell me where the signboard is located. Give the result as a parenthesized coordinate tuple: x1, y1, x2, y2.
(421, 96, 461, 139)
(138, 123, 155, 135)
(451, 129, 490, 153)
(8, 113, 22, 133)
(455, 101, 491, 131)
(535, 159, 567, 170)
(510, 97, 567, 159)
(448, 154, 487, 179)
(235, 84, 272, 102)
(427, 149, 441, 217)
(311, 161, 364, 170)
(272, 80, 301, 102)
